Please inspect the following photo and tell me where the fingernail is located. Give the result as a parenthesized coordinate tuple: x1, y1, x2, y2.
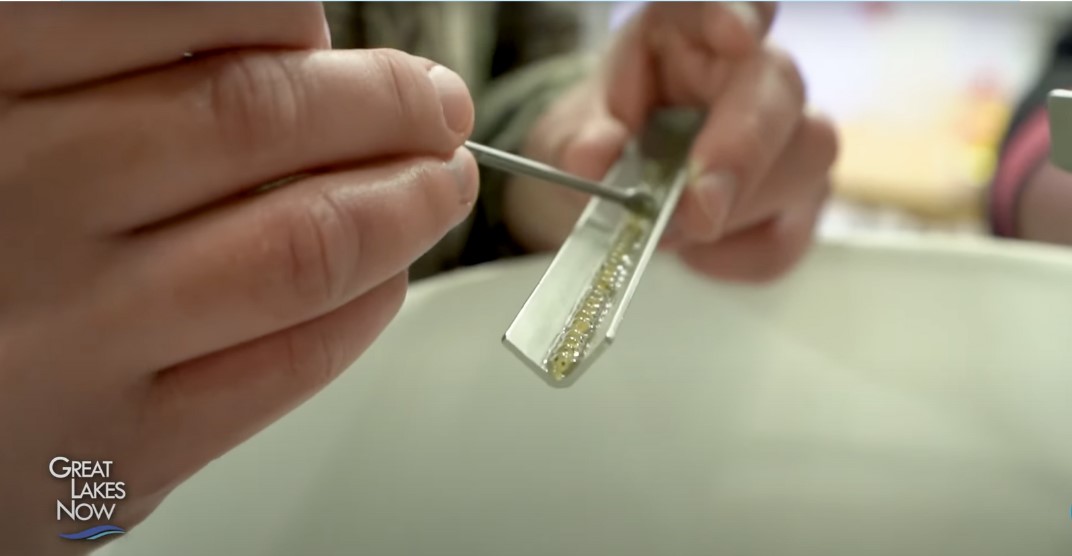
(449, 147, 479, 207)
(428, 65, 473, 136)
(689, 161, 736, 238)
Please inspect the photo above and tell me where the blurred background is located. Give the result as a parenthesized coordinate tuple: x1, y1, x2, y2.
(581, 2, 1072, 239)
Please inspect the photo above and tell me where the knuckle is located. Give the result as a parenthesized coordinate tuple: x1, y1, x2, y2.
(206, 52, 307, 158)
(275, 189, 355, 313)
(366, 48, 426, 131)
(722, 118, 765, 185)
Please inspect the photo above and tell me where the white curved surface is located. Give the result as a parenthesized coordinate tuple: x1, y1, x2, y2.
(104, 237, 1072, 555)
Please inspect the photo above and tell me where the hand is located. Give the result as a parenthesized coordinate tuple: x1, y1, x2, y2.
(0, 4, 476, 553)
(506, 2, 837, 283)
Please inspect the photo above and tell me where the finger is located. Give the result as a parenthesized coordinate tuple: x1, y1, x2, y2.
(87, 149, 477, 375)
(523, 79, 612, 170)
(0, 2, 329, 94)
(508, 115, 630, 249)
(13, 48, 474, 233)
(652, 28, 731, 107)
(682, 48, 806, 239)
(137, 272, 407, 498)
(672, 114, 835, 243)
(645, 2, 775, 56)
(606, 2, 774, 130)
(559, 115, 631, 182)
(678, 187, 827, 284)
(500, 80, 627, 252)
(723, 114, 837, 233)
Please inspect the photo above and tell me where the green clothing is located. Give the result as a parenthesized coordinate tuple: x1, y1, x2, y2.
(324, 2, 597, 279)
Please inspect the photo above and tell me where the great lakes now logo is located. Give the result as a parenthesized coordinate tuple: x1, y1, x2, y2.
(49, 457, 127, 541)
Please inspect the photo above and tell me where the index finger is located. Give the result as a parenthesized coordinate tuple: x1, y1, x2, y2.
(15, 48, 474, 233)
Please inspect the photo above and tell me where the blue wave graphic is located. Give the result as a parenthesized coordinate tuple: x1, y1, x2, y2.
(59, 524, 126, 541)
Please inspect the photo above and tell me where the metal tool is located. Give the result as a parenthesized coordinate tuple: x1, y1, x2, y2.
(465, 141, 655, 215)
(502, 109, 704, 388)
(1048, 89, 1072, 172)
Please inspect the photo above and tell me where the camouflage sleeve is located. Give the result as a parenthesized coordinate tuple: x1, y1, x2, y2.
(412, 4, 596, 280)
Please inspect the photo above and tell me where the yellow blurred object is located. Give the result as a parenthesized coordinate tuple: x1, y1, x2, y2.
(832, 121, 985, 221)
(831, 86, 1011, 223)
(955, 80, 1012, 184)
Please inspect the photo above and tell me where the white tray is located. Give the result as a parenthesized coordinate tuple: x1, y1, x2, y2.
(102, 236, 1072, 556)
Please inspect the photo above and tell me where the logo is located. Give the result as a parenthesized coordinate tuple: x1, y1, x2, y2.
(49, 457, 127, 541)
(58, 525, 126, 541)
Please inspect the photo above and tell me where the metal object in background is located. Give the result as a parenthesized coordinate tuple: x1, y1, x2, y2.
(1048, 89, 1072, 172)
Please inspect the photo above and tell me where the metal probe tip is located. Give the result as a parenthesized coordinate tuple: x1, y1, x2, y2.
(624, 189, 657, 217)
(465, 141, 655, 216)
